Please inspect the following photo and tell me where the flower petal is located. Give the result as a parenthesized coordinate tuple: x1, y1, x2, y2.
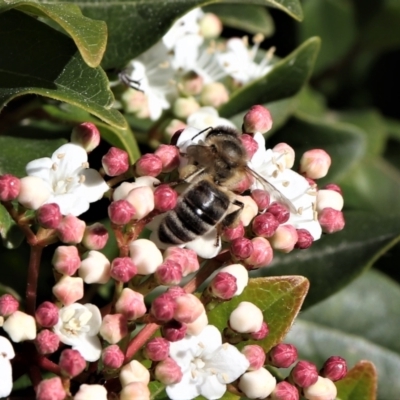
(199, 374, 227, 400)
(84, 303, 102, 336)
(196, 325, 222, 356)
(51, 143, 87, 176)
(73, 334, 102, 362)
(0, 357, 13, 398)
(0, 337, 15, 359)
(166, 371, 200, 400)
(80, 169, 109, 202)
(26, 157, 53, 181)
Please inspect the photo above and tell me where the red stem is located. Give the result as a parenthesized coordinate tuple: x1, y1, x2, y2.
(26, 245, 43, 316)
(124, 322, 160, 362)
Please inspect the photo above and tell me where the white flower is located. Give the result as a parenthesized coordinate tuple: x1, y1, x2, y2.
(186, 107, 236, 131)
(167, 325, 249, 400)
(23, 143, 108, 216)
(53, 303, 102, 362)
(0, 336, 14, 398)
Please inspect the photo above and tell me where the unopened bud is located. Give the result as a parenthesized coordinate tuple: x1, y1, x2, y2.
(163, 247, 200, 276)
(125, 186, 154, 220)
(102, 345, 124, 369)
(222, 220, 245, 241)
(240, 134, 259, 159)
(173, 96, 201, 119)
(303, 376, 337, 400)
(273, 143, 295, 169)
(218, 263, 249, 296)
(52, 245, 80, 276)
(177, 71, 204, 96)
(229, 301, 263, 333)
(251, 189, 270, 210)
(242, 345, 266, 370)
(34, 329, 60, 354)
(199, 13, 222, 38)
(18, 176, 51, 210)
(291, 361, 319, 388)
(56, 215, 86, 244)
(316, 190, 344, 212)
(36, 377, 65, 400)
(250, 321, 269, 340)
(161, 320, 187, 342)
(74, 384, 108, 400)
(111, 257, 137, 282)
(174, 294, 204, 323)
(0, 174, 20, 201)
(144, 337, 170, 361)
(268, 344, 298, 368)
(318, 208, 345, 233)
(129, 239, 163, 275)
(155, 357, 183, 385)
(252, 212, 279, 237)
(82, 223, 109, 250)
(237, 194, 258, 226)
(102, 147, 129, 176)
(209, 272, 237, 300)
(271, 381, 299, 400)
(52, 276, 84, 306)
(154, 185, 178, 212)
(324, 183, 342, 194)
(230, 237, 253, 260)
(79, 250, 111, 284)
(108, 199, 136, 225)
(2, 310, 36, 342)
(35, 301, 59, 328)
(37, 203, 62, 229)
(100, 314, 128, 344)
(115, 288, 146, 320)
(155, 260, 183, 286)
(186, 310, 208, 336)
(243, 105, 273, 134)
(295, 229, 313, 249)
(120, 360, 150, 387)
(71, 122, 100, 152)
(59, 349, 86, 377)
(300, 149, 331, 179)
(244, 237, 274, 269)
(239, 368, 277, 399)
(321, 356, 347, 381)
(120, 382, 150, 400)
(154, 144, 180, 172)
(151, 293, 176, 322)
(200, 82, 229, 108)
(267, 202, 290, 224)
(135, 154, 163, 177)
(166, 286, 186, 299)
(270, 225, 298, 253)
(0, 294, 19, 317)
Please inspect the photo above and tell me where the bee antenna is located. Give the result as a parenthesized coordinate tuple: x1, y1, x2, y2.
(192, 126, 213, 140)
(118, 70, 144, 93)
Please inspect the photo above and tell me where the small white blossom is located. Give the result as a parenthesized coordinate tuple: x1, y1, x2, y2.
(0, 336, 14, 398)
(167, 325, 249, 400)
(2, 311, 36, 342)
(23, 143, 108, 216)
(74, 384, 108, 400)
(53, 303, 102, 362)
(186, 107, 236, 131)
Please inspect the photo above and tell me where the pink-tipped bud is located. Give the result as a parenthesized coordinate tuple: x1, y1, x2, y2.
(100, 314, 128, 344)
(56, 215, 86, 244)
(18, 176, 51, 210)
(102, 345, 124, 369)
(125, 186, 155, 220)
(199, 13, 223, 38)
(0, 174, 20, 201)
(321, 356, 347, 381)
(52, 276, 84, 306)
(108, 199, 136, 225)
(244, 237, 274, 269)
(271, 381, 299, 400)
(267, 202, 290, 224)
(316, 189, 344, 212)
(129, 239, 162, 275)
(242, 345, 266, 370)
(303, 376, 337, 400)
(37, 203, 62, 229)
(268, 344, 298, 368)
(172, 97, 200, 119)
(79, 250, 111, 284)
(177, 71, 204, 96)
(154, 144, 180, 173)
(174, 294, 204, 323)
(52, 245, 81, 276)
(111, 257, 137, 282)
(230, 237, 254, 260)
(36, 377, 65, 400)
(155, 260, 183, 286)
(163, 247, 200, 276)
(151, 293, 176, 322)
(324, 183, 342, 194)
(230, 172, 254, 193)
(59, 349, 86, 377)
(273, 143, 295, 169)
(0, 294, 19, 317)
(318, 208, 345, 233)
(135, 154, 163, 177)
(209, 272, 237, 300)
(155, 357, 183, 385)
(82, 223, 109, 250)
(270, 225, 298, 253)
(252, 213, 279, 237)
(71, 122, 101, 152)
(222, 220, 245, 241)
(291, 361, 319, 388)
(120, 382, 150, 400)
(154, 185, 178, 212)
(251, 189, 271, 210)
(295, 229, 313, 249)
(200, 82, 229, 108)
(144, 337, 170, 362)
(166, 286, 186, 299)
(300, 149, 331, 179)
(115, 288, 146, 320)
(35, 329, 60, 354)
(243, 105, 273, 133)
(102, 147, 129, 176)
(161, 320, 187, 342)
(219, 264, 249, 296)
(229, 301, 263, 333)
(35, 301, 59, 328)
(240, 134, 259, 159)
(250, 321, 269, 340)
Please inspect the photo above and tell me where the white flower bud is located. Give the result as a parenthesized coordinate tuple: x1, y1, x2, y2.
(113, 182, 136, 201)
(3, 311, 36, 342)
(272, 143, 296, 169)
(239, 368, 277, 399)
(120, 360, 151, 387)
(219, 264, 249, 295)
(235, 195, 258, 226)
(185, 310, 208, 336)
(52, 276, 84, 306)
(79, 251, 111, 284)
(120, 382, 150, 400)
(129, 239, 163, 275)
(303, 376, 337, 400)
(17, 176, 51, 210)
(316, 190, 344, 212)
(125, 186, 155, 220)
(74, 384, 108, 400)
(229, 301, 263, 333)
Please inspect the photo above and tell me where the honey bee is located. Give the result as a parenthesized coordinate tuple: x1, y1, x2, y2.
(157, 126, 296, 246)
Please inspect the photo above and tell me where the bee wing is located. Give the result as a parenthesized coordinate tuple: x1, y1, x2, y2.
(246, 167, 298, 214)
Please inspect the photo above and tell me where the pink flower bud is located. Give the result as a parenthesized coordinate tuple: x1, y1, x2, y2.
(0, 174, 20, 201)
(100, 314, 128, 344)
(154, 185, 178, 212)
(125, 186, 154, 220)
(200, 82, 229, 107)
(270, 225, 298, 253)
(59, 349, 86, 377)
(199, 12, 222, 38)
(0, 294, 19, 317)
(36, 377, 65, 400)
(144, 337, 170, 361)
(244, 237, 274, 269)
(303, 376, 337, 400)
(2, 310, 36, 342)
(271, 381, 299, 400)
(79, 250, 111, 284)
(135, 154, 163, 177)
(115, 288, 146, 320)
(219, 264, 249, 296)
(154, 144, 180, 173)
(35, 301, 59, 328)
(172, 97, 200, 119)
(120, 382, 150, 400)
(243, 105, 273, 133)
(102, 147, 129, 176)
(209, 272, 237, 300)
(295, 229, 313, 249)
(291, 361, 319, 388)
(155, 260, 183, 286)
(269, 344, 298, 368)
(177, 71, 204, 96)
(56, 215, 86, 244)
(252, 212, 280, 237)
(324, 183, 342, 194)
(250, 321, 269, 340)
(52, 245, 81, 276)
(300, 149, 331, 179)
(102, 345, 124, 369)
(71, 122, 100, 152)
(166, 286, 186, 299)
(242, 345, 266, 370)
(151, 293, 176, 322)
(111, 257, 137, 282)
(161, 320, 187, 342)
(222, 220, 245, 241)
(267, 202, 290, 224)
(18, 176, 51, 210)
(155, 357, 183, 385)
(321, 356, 347, 381)
(37, 203, 62, 229)
(316, 189, 344, 212)
(230, 173, 253, 193)
(108, 199, 136, 224)
(318, 208, 345, 233)
(35, 329, 60, 354)
(82, 223, 109, 250)
(251, 189, 271, 210)
(240, 134, 259, 159)
(230, 237, 254, 260)
(229, 301, 263, 333)
(174, 294, 205, 323)
(163, 247, 200, 276)
(52, 276, 84, 306)
(273, 143, 295, 169)
(129, 239, 163, 275)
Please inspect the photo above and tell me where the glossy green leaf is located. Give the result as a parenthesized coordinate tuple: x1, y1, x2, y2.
(257, 211, 400, 308)
(203, 4, 274, 36)
(208, 276, 309, 352)
(0, 10, 126, 129)
(75, 0, 303, 69)
(0, 0, 107, 67)
(296, 86, 327, 117)
(219, 37, 320, 118)
(0, 203, 24, 249)
(385, 116, 400, 141)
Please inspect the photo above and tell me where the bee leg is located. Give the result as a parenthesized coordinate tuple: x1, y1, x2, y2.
(221, 199, 244, 228)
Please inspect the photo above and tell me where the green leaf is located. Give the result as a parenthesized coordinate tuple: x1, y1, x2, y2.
(208, 276, 309, 352)
(296, 86, 327, 117)
(0, 10, 126, 129)
(203, 4, 274, 36)
(74, 0, 303, 69)
(219, 37, 320, 118)
(0, 0, 107, 67)
(0, 203, 24, 249)
(257, 211, 400, 308)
